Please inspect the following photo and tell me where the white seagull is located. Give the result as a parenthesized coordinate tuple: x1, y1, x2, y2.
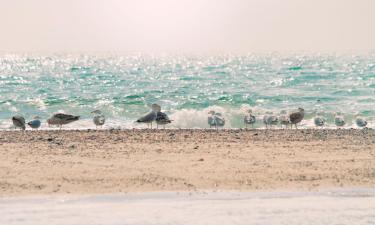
(91, 110, 105, 129)
(279, 110, 290, 129)
(244, 109, 256, 129)
(263, 112, 278, 129)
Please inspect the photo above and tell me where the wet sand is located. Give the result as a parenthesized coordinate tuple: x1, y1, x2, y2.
(2, 189, 375, 225)
(0, 129, 374, 196)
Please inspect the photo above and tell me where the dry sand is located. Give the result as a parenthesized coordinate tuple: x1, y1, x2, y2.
(0, 129, 374, 196)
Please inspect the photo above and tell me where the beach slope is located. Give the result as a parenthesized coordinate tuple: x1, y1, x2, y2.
(0, 129, 374, 196)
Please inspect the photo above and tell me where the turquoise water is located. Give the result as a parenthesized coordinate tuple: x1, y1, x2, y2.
(1, 52, 375, 129)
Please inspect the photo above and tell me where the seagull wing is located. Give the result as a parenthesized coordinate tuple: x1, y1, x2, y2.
(137, 111, 156, 123)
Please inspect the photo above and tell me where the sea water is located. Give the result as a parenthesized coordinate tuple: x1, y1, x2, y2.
(1, 52, 375, 129)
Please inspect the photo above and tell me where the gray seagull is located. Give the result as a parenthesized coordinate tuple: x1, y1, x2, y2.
(289, 108, 305, 129)
(136, 104, 160, 128)
(12, 115, 26, 130)
(47, 113, 80, 129)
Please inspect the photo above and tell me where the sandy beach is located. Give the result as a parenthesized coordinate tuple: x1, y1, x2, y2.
(0, 129, 374, 196)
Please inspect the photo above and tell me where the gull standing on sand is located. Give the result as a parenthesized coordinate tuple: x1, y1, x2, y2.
(136, 104, 159, 128)
(334, 113, 345, 128)
(279, 110, 290, 129)
(12, 115, 26, 130)
(47, 113, 80, 129)
(244, 109, 256, 129)
(314, 112, 325, 128)
(156, 112, 172, 129)
(208, 111, 216, 128)
(208, 111, 225, 129)
(263, 112, 278, 129)
(355, 116, 367, 128)
(289, 108, 304, 129)
(27, 116, 41, 130)
(153, 104, 172, 129)
(91, 110, 105, 129)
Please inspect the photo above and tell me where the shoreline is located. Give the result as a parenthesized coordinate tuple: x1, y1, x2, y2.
(1, 129, 374, 197)
(2, 186, 375, 200)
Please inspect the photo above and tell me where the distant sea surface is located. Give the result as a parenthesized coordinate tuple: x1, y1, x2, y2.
(1, 52, 375, 129)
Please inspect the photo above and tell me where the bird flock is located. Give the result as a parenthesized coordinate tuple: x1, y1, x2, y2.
(240, 107, 368, 129)
(10, 105, 370, 131)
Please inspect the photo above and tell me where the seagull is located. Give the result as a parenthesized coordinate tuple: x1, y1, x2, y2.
(156, 111, 172, 129)
(334, 113, 345, 127)
(47, 113, 80, 129)
(214, 112, 225, 128)
(208, 111, 216, 128)
(279, 110, 290, 129)
(208, 111, 225, 129)
(91, 110, 105, 129)
(289, 108, 304, 129)
(136, 104, 159, 128)
(263, 112, 278, 129)
(355, 117, 367, 128)
(12, 115, 26, 130)
(314, 115, 325, 128)
(244, 109, 256, 129)
(27, 116, 41, 130)
(150, 104, 172, 129)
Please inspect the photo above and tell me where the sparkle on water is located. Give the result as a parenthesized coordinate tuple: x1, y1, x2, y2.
(1, 52, 375, 129)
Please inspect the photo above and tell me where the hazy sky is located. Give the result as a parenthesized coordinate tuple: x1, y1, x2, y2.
(1, 0, 374, 53)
